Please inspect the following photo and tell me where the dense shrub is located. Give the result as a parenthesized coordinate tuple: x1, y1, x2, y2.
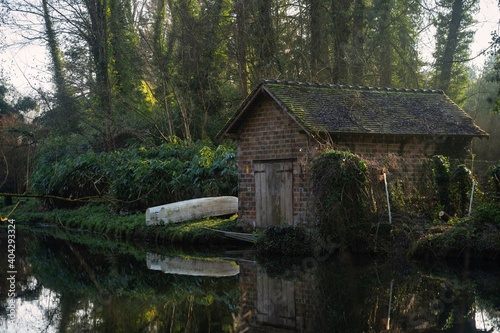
(487, 164, 500, 196)
(473, 203, 500, 227)
(30, 138, 237, 211)
(30, 150, 109, 207)
(310, 150, 370, 246)
(256, 226, 312, 257)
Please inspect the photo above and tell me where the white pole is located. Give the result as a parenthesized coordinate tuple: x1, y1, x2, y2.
(387, 279, 394, 331)
(384, 173, 392, 224)
(468, 180, 476, 217)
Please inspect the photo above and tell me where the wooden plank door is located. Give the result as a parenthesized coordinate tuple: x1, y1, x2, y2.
(254, 161, 293, 228)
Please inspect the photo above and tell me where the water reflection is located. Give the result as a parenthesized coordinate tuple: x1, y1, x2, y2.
(0, 228, 499, 332)
(146, 253, 240, 277)
(0, 230, 240, 332)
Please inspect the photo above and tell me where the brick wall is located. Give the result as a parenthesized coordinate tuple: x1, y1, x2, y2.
(332, 135, 436, 182)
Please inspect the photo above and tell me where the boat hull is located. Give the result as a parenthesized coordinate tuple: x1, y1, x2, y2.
(146, 196, 238, 225)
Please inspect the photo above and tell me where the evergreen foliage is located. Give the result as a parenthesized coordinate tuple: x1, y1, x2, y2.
(30, 139, 237, 211)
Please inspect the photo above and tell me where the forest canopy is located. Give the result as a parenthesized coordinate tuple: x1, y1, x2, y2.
(0, 0, 499, 200)
(1, 0, 498, 143)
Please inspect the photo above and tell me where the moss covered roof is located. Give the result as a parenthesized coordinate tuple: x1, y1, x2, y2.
(218, 80, 488, 138)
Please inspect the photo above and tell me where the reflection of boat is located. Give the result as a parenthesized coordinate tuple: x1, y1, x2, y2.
(145, 196, 238, 225)
(146, 253, 240, 277)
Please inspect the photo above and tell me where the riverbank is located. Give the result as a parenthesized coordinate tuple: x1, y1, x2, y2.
(0, 198, 248, 248)
(1, 198, 499, 259)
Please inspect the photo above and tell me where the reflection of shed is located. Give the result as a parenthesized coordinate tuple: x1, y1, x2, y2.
(238, 261, 316, 332)
(256, 273, 296, 328)
(218, 80, 487, 229)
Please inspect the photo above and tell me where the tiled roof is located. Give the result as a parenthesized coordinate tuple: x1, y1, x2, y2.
(218, 79, 488, 138)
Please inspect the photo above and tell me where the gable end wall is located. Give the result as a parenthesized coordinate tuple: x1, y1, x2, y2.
(237, 96, 313, 227)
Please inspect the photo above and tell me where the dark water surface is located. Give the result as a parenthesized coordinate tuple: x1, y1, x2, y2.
(1, 227, 499, 332)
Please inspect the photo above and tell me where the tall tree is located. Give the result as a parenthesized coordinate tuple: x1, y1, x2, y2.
(391, 0, 423, 87)
(494, 29, 500, 111)
(432, 0, 478, 98)
(158, 0, 233, 139)
(41, 0, 80, 133)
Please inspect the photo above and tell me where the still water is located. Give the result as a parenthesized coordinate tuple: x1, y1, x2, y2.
(1, 227, 499, 333)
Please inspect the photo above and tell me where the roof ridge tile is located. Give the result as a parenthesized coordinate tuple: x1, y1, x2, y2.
(261, 79, 444, 94)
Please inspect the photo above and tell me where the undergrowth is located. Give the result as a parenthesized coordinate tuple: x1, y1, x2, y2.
(409, 203, 500, 260)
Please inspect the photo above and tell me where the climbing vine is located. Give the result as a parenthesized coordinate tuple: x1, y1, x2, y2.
(432, 155, 451, 209)
(450, 164, 473, 216)
(310, 150, 370, 246)
(487, 164, 500, 197)
(432, 155, 475, 217)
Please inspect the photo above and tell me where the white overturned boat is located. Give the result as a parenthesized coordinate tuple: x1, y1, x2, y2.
(145, 196, 238, 226)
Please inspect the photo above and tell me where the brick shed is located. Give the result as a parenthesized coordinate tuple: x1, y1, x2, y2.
(217, 80, 488, 229)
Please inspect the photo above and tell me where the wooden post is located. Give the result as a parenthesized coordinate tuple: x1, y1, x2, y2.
(439, 211, 451, 222)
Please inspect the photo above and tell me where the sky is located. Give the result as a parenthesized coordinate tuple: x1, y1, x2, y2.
(1, 0, 499, 96)
(469, 0, 500, 67)
(1, 23, 51, 96)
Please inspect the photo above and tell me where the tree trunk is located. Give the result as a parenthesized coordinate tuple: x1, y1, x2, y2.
(153, 0, 174, 137)
(234, 0, 249, 98)
(436, 0, 464, 93)
(42, 0, 78, 132)
(310, 0, 328, 81)
(331, 0, 351, 84)
(255, 0, 276, 80)
(351, 0, 365, 85)
(378, 0, 392, 87)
